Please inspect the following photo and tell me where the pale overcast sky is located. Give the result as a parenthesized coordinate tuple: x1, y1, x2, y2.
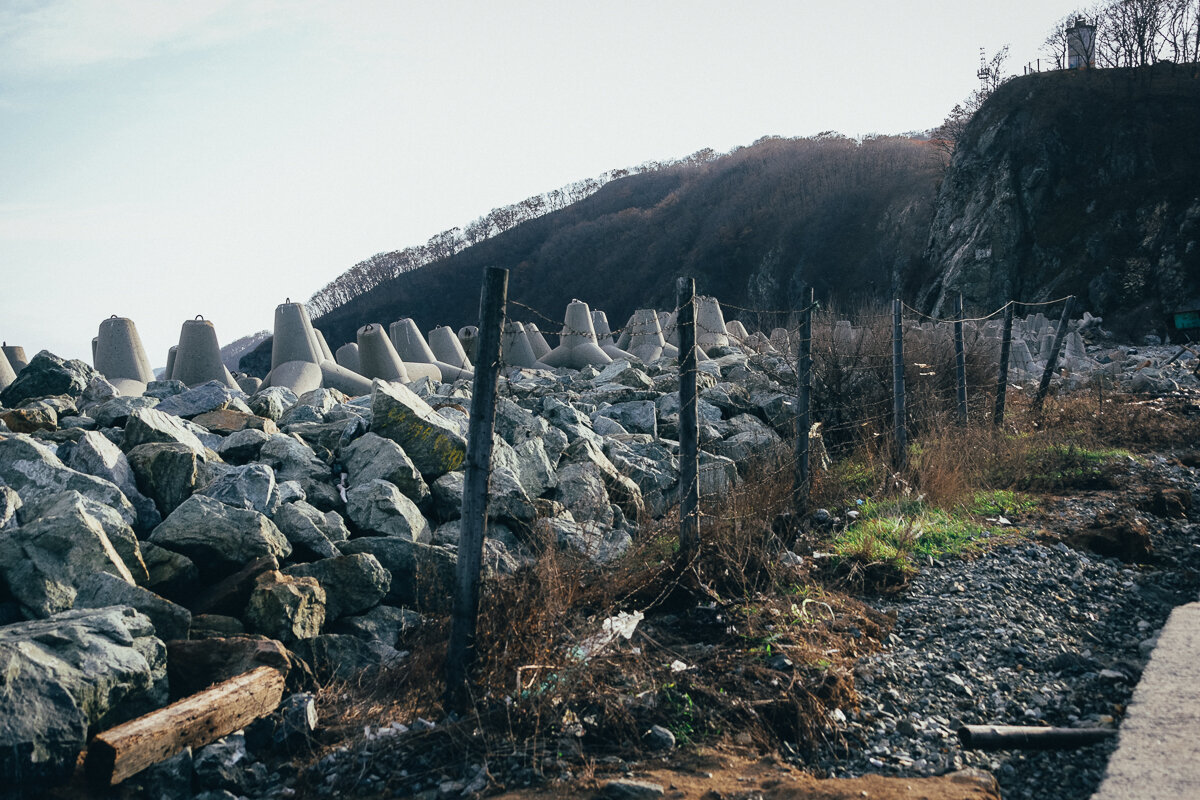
(1, 0, 1086, 367)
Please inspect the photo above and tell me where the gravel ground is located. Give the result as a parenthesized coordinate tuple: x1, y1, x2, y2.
(809, 462, 1200, 799)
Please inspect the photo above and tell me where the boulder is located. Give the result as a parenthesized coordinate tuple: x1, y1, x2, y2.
(191, 408, 278, 436)
(345, 479, 432, 542)
(592, 400, 658, 437)
(539, 515, 632, 564)
(258, 434, 338, 510)
(273, 500, 345, 561)
(290, 634, 405, 682)
(189, 556, 279, 617)
(284, 553, 391, 621)
(215, 427, 272, 463)
(244, 570, 326, 643)
(0, 350, 99, 407)
(0, 406, 56, 433)
(247, 386, 298, 421)
(343, 432, 430, 504)
(139, 542, 200, 601)
(66, 430, 161, 531)
(198, 462, 281, 517)
(122, 407, 210, 456)
(0, 498, 135, 617)
(0, 606, 167, 786)
(331, 605, 424, 647)
(88, 395, 159, 428)
(73, 572, 191, 641)
(338, 537, 456, 609)
(0, 434, 136, 526)
(369, 380, 467, 479)
(17, 490, 149, 585)
(0, 485, 19, 529)
(166, 637, 292, 698)
(154, 381, 251, 419)
(431, 467, 537, 531)
(553, 462, 614, 528)
(148, 495, 291, 577)
(127, 441, 209, 517)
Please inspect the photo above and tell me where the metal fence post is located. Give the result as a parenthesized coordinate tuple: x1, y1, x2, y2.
(892, 298, 907, 470)
(1035, 295, 1075, 408)
(954, 293, 968, 426)
(793, 288, 813, 511)
(677, 277, 700, 567)
(994, 302, 1013, 427)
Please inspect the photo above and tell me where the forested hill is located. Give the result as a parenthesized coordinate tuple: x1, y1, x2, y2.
(311, 135, 944, 350)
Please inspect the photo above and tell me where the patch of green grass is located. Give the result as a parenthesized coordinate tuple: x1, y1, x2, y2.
(660, 684, 697, 744)
(964, 489, 1037, 516)
(1010, 444, 1132, 491)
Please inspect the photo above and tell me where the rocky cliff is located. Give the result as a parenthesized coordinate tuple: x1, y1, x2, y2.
(920, 64, 1200, 338)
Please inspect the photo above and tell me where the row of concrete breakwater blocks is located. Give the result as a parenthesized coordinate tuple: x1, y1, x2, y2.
(0, 295, 785, 398)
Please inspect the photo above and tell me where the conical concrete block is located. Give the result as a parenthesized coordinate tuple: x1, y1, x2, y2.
(524, 323, 552, 359)
(626, 308, 667, 362)
(173, 316, 238, 389)
(358, 323, 410, 383)
(695, 296, 730, 353)
(770, 328, 791, 354)
(591, 310, 636, 361)
(0, 349, 16, 392)
(268, 361, 324, 395)
(95, 316, 155, 396)
(270, 301, 322, 369)
(540, 300, 612, 370)
(2, 343, 28, 374)
(264, 300, 371, 396)
(501, 322, 547, 369)
(1009, 338, 1037, 376)
(457, 326, 479, 364)
(335, 342, 361, 373)
(390, 318, 472, 381)
(237, 376, 263, 394)
(726, 320, 750, 343)
(164, 346, 178, 381)
(320, 361, 373, 395)
(429, 326, 472, 370)
(660, 310, 705, 361)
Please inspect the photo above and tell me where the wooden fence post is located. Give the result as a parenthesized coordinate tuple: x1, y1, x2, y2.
(677, 277, 700, 567)
(994, 302, 1014, 427)
(892, 298, 907, 470)
(444, 266, 508, 709)
(954, 293, 968, 426)
(1035, 296, 1075, 408)
(793, 288, 813, 511)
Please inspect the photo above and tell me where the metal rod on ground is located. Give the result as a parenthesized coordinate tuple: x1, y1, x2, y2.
(793, 287, 813, 512)
(1035, 295, 1076, 408)
(892, 298, 907, 470)
(444, 265, 508, 710)
(677, 276, 700, 567)
(958, 724, 1116, 751)
(954, 293, 967, 426)
(994, 302, 1013, 427)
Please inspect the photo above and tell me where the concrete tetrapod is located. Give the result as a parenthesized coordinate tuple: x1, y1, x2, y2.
(356, 324, 410, 383)
(94, 316, 156, 396)
(428, 326, 472, 371)
(500, 322, 549, 370)
(263, 301, 372, 396)
(725, 319, 750, 345)
(237, 376, 263, 394)
(335, 342, 361, 373)
(661, 310, 709, 361)
(524, 323, 552, 360)
(625, 308, 678, 363)
(695, 296, 731, 353)
(457, 326, 479, 365)
(539, 299, 613, 370)
(172, 317, 239, 389)
(313, 329, 336, 363)
(2, 344, 28, 374)
(163, 347, 178, 381)
(591, 310, 637, 361)
(0, 349, 15, 392)
(389, 319, 469, 382)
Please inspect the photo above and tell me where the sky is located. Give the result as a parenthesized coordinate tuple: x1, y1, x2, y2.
(0, 0, 1088, 368)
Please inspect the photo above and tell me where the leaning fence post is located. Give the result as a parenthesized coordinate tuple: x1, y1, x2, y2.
(793, 288, 813, 512)
(892, 298, 907, 470)
(677, 276, 700, 567)
(954, 294, 968, 426)
(444, 266, 508, 709)
(994, 302, 1014, 427)
(1035, 295, 1075, 408)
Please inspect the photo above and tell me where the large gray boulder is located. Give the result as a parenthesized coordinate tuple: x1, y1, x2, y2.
(247, 386, 298, 421)
(431, 467, 537, 532)
(272, 500, 346, 561)
(0, 350, 99, 407)
(0, 497, 136, 617)
(127, 441, 210, 517)
(0, 434, 136, 526)
(369, 380, 467, 479)
(198, 463, 281, 517)
(73, 572, 191, 642)
(492, 435, 557, 497)
(154, 381, 251, 419)
(0, 606, 167, 787)
(284, 553, 390, 621)
(343, 432, 430, 504)
(338, 537, 456, 609)
(345, 479, 432, 542)
(592, 400, 658, 437)
(216, 427, 271, 464)
(66, 430, 161, 531)
(290, 634, 405, 682)
(122, 407, 210, 456)
(553, 462, 614, 528)
(18, 490, 149, 586)
(148, 495, 291, 577)
(88, 395, 158, 428)
(257, 434, 338, 510)
(244, 570, 325, 643)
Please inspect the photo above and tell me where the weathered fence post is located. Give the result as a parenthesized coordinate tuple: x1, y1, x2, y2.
(1035, 295, 1075, 408)
(444, 266, 508, 709)
(994, 302, 1014, 427)
(793, 288, 813, 511)
(954, 293, 968, 426)
(677, 276, 700, 567)
(892, 298, 907, 470)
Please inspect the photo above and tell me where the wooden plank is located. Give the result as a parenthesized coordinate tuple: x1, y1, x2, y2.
(85, 665, 285, 786)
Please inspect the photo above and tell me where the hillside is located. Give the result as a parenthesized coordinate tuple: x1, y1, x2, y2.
(309, 135, 943, 351)
(919, 64, 1200, 337)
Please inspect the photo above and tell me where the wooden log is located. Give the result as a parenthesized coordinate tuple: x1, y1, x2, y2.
(85, 665, 286, 786)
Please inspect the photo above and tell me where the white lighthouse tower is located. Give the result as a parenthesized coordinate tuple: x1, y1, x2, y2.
(1066, 17, 1096, 69)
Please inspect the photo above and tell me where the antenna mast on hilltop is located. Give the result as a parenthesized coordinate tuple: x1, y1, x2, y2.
(978, 47, 990, 89)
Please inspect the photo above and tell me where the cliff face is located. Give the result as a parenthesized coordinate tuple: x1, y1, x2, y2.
(920, 65, 1200, 337)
